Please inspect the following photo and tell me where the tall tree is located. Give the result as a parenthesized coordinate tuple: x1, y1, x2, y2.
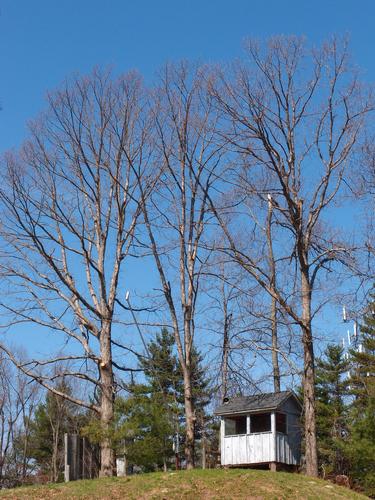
(207, 36, 372, 475)
(138, 63, 222, 468)
(266, 195, 281, 392)
(0, 70, 152, 476)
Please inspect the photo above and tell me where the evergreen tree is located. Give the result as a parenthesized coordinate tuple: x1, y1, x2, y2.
(315, 344, 350, 477)
(112, 330, 182, 472)
(114, 386, 175, 472)
(346, 298, 375, 496)
(140, 328, 184, 458)
(190, 346, 211, 421)
(189, 346, 211, 466)
(140, 329, 211, 451)
(139, 328, 183, 404)
(115, 329, 212, 470)
(27, 382, 83, 481)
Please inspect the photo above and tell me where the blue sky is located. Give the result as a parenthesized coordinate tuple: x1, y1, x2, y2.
(0, 0, 373, 376)
(1, 0, 375, 152)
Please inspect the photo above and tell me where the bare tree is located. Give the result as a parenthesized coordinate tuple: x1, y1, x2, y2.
(16, 364, 41, 482)
(356, 139, 375, 278)
(137, 63, 223, 468)
(0, 353, 40, 485)
(0, 70, 152, 476)
(207, 37, 372, 476)
(266, 195, 281, 392)
(203, 258, 256, 399)
(221, 285, 233, 402)
(0, 356, 20, 483)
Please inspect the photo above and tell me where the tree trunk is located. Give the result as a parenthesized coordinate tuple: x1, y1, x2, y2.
(99, 383, 115, 477)
(301, 268, 318, 477)
(21, 420, 30, 480)
(201, 426, 206, 469)
(182, 368, 195, 470)
(99, 324, 115, 477)
(271, 296, 280, 393)
(52, 426, 59, 482)
(267, 196, 280, 393)
(222, 311, 231, 402)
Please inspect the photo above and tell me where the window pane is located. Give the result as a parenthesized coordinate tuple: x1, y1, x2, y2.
(236, 416, 247, 434)
(250, 413, 271, 433)
(224, 416, 247, 436)
(276, 412, 287, 434)
(224, 417, 236, 436)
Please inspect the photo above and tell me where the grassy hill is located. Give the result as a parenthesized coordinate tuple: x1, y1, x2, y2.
(0, 469, 369, 499)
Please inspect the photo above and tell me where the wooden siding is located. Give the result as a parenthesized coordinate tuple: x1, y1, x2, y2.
(284, 412, 301, 464)
(275, 432, 299, 465)
(222, 432, 274, 465)
(278, 399, 302, 465)
(222, 431, 299, 466)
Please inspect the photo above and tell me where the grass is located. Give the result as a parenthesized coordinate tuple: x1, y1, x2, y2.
(0, 469, 369, 499)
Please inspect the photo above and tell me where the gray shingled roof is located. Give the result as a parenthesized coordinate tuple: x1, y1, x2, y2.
(214, 390, 301, 416)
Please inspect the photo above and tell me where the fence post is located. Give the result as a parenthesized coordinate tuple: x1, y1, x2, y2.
(64, 434, 70, 482)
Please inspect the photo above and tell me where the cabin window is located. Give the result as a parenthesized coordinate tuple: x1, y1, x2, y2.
(250, 413, 271, 433)
(276, 412, 287, 434)
(224, 416, 247, 436)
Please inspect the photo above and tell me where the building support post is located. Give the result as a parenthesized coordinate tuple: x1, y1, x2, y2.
(270, 412, 277, 472)
(64, 433, 70, 482)
(220, 418, 225, 466)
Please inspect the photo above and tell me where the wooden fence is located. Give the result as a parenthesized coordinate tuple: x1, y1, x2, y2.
(64, 434, 99, 481)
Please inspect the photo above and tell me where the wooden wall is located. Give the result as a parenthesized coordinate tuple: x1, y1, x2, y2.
(221, 432, 274, 466)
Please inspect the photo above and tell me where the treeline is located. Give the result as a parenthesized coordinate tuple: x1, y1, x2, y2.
(0, 35, 374, 482)
(0, 330, 215, 486)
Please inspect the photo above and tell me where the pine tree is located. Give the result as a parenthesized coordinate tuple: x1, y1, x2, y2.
(140, 328, 211, 458)
(112, 330, 182, 472)
(190, 346, 211, 420)
(315, 344, 350, 477)
(346, 297, 375, 496)
(115, 329, 212, 470)
(189, 346, 211, 466)
(114, 386, 175, 472)
(140, 327, 184, 460)
(139, 328, 183, 404)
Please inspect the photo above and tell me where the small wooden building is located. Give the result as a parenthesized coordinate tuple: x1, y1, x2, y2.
(215, 391, 302, 470)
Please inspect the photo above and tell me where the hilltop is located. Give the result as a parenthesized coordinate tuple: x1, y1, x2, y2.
(0, 469, 368, 499)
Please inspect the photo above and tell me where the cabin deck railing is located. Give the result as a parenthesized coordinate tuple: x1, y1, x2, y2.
(222, 431, 298, 466)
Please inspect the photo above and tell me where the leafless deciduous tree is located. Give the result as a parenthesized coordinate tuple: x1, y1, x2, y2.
(356, 140, 375, 277)
(207, 37, 372, 476)
(266, 195, 281, 392)
(137, 63, 223, 468)
(0, 70, 152, 476)
(0, 353, 40, 485)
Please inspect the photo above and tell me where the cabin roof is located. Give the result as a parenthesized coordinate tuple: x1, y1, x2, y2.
(214, 390, 302, 416)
